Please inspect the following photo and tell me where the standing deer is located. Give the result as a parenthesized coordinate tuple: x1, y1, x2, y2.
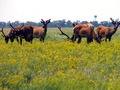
(71, 23, 90, 40)
(58, 25, 101, 44)
(32, 19, 51, 42)
(10, 23, 33, 45)
(72, 22, 101, 43)
(96, 18, 120, 42)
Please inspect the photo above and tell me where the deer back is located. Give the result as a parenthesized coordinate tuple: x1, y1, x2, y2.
(21, 25, 33, 37)
(73, 24, 88, 31)
(97, 25, 112, 36)
(73, 23, 93, 36)
(79, 26, 93, 37)
(32, 26, 44, 38)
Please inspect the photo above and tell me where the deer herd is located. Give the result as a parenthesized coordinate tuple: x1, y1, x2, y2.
(0, 18, 120, 45)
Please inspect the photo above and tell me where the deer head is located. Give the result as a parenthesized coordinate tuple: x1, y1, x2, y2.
(110, 18, 120, 28)
(40, 19, 51, 33)
(0, 28, 10, 43)
(110, 18, 116, 26)
(9, 23, 24, 36)
(40, 19, 51, 27)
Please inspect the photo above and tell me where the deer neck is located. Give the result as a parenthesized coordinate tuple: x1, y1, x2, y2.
(43, 25, 48, 33)
(111, 26, 118, 35)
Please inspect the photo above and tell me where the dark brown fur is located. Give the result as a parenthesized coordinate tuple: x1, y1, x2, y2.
(10, 23, 33, 45)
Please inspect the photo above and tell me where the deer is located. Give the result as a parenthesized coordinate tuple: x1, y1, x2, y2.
(58, 25, 101, 44)
(9, 23, 33, 45)
(0, 25, 24, 44)
(32, 19, 51, 42)
(96, 18, 120, 42)
(71, 22, 101, 44)
(71, 22, 95, 40)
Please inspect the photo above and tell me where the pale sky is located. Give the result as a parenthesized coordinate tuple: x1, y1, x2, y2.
(0, 0, 120, 22)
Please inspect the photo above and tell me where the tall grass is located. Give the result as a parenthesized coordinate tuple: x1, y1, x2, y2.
(0, 28, 120, 90)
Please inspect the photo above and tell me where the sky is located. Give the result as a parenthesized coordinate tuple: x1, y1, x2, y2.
(0, 0, 120, 22)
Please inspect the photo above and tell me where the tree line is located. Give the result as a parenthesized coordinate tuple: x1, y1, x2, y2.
(0, 19, 114, 28)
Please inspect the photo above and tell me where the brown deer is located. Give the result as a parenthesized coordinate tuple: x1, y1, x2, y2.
(96, 18, 120, 42)
(72, 22, 101, 43)
(0, 25, 24, 43)
(10, 23, 33, 45)
(32, 19, 51, 42)
(71, 22, 94, 40)
(58, 25, 101, 44)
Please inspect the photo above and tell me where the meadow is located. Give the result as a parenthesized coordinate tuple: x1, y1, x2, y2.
(0, 28, 120, 90)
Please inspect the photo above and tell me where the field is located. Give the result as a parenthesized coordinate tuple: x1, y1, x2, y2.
(0, 28, 120, 90)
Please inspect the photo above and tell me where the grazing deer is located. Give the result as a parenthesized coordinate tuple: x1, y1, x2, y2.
(0, 25, 23, 43)
(72, 22, 101, 43)
(71, 22, 94, 40)
(58, 26, 101, 44)
(32, 19, 51, 42)
(10, 23, 33, 45)
(96, 18, 120, 42)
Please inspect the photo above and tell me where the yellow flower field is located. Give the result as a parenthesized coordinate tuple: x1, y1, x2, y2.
(0, 28, 120, 90)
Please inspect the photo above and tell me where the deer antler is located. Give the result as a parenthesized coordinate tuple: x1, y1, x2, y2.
(46, 19, 51, 24)
(20, 23, 24, 29)
(110, 18, 116, 26)
(0, 28, 6, 37)
(41, 19, 45, 24)
(58, 26, 70, 39)
(10, 23, 16, 30)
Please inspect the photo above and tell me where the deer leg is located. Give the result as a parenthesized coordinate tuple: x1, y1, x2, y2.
(89, 36, 93, 43)
(105, 38, 107, 42)
(71, 34, 74, 40)
(72, 34, 77, 42)
(20, 38, 22, 45)
(108, 37, 111, 42)
(40, 38, 42, 41)
(40, 37, 44, 42)
(87, 37, 91, 44)
(98, 35, 102, 41)
(42, 38, 45, 42)
(30, 36, 33, 44)
(16, 37, 19, 43)
(77, 36, 81, 43)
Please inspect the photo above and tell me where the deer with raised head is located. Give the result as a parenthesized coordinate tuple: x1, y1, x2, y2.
(32, 19, 51, 42)
(9, 23, 33, 45)
(72, 22, 101, 44)
(96, 18, 120, 42)
(0, 24, 24, 43)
